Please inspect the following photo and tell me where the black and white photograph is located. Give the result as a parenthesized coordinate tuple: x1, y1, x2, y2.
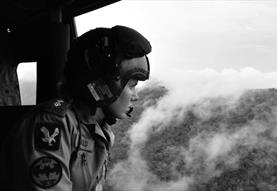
(1, 0, 277, 191)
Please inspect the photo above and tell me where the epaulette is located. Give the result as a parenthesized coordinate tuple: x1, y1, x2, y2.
(38, 99, 70, 117)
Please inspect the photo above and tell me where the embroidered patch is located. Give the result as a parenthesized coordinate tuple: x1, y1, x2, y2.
(34, 123, 61, 151)
(30, 156, 62, 188)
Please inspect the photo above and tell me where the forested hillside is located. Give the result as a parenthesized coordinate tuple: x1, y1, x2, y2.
(105, 84, 277, 191)
(107, 83, 168, 167)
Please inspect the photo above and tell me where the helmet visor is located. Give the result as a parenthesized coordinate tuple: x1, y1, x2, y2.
(119, 56, 150, 88)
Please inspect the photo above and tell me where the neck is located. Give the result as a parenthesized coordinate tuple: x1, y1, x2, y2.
(73, 101, 105, 124)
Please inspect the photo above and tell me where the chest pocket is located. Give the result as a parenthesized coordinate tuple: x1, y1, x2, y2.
(71, 122, 111, 191)
(72, 136, 97, 191)
(80, 135, 95, 152)
(80, 135, 95, 187)
(79, 136, 109, 191)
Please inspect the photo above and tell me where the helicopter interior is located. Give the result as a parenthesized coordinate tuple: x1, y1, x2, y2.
(0, 0, 120, 143)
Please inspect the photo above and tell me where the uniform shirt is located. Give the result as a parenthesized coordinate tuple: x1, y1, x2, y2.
(1, 99, 114, 191)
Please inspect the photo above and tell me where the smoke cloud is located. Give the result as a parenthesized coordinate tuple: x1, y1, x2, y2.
(108, 67, 277, 191)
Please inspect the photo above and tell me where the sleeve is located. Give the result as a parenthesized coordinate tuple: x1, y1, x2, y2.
(20, 110, 78, 191)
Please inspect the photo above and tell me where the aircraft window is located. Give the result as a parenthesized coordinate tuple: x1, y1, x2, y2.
(74, 2, 277, 191)
(17, 62, 37, 105)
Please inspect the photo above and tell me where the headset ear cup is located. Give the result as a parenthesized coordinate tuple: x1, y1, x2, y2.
(86, 79, 117, 105)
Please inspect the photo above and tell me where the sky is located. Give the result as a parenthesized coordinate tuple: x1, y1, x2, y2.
(75, 0, 277, 77)
(74, 2, 277, 189)
(18, 0, 277, 103)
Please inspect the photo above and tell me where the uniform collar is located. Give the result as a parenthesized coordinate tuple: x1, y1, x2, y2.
(92, 122, 115, 149)
(71, 101, 115, 149)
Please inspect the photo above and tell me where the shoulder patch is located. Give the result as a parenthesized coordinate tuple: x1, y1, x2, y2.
(34, 123, 61, 151)
(39, 99, 69, 117)
(30, 156, 62, 189)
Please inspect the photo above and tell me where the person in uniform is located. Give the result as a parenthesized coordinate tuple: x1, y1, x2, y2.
(0, 25, 151, 191)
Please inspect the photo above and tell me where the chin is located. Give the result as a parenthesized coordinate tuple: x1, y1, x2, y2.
(109, 112, 123, 119)
(115, 113, 128, 119)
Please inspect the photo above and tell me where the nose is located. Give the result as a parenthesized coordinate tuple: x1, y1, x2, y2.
(131, 90, 139, 102)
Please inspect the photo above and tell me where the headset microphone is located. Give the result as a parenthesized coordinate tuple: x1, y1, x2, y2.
(126, 107, 133, 117)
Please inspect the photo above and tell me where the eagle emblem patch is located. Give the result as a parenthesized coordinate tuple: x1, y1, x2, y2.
(35, 123, 61, 151)
(30, 156, 62, 188)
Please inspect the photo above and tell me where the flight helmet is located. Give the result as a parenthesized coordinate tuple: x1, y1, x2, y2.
(63, 25, 151, 106)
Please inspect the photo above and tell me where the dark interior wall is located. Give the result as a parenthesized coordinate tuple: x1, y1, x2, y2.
(37, 22, 70, 103)
(0, 30, 21, 106)
(0, 20, 71, 145)
(0, 0, 120, 105)
(6, 22, 71, 104)
(0, 0, 120, 139)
